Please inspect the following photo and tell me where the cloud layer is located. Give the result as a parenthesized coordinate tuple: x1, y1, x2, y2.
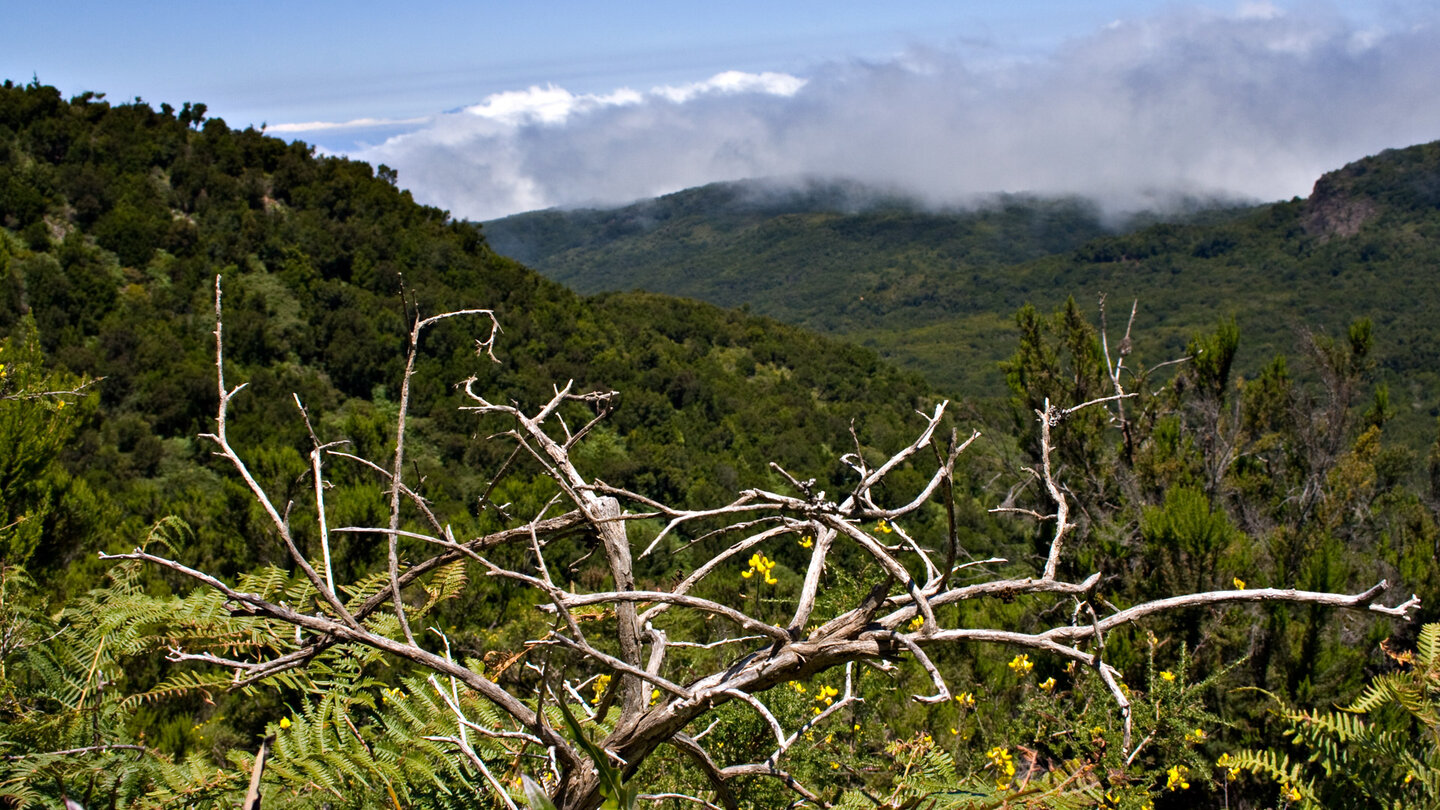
(293, 5, 1440, 220)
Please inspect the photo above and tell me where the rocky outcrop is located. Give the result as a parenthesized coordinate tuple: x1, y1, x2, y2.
(1302, 170, 1378, 241)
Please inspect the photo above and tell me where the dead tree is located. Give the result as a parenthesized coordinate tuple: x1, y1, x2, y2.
(104, 279, 1421, 810)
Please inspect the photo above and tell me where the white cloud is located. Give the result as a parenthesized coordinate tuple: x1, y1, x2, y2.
(267, 116, 429, 133)
(462, 85, 645, 125)
(651, 71, 808, 103)
(335, 7, 1440, 221)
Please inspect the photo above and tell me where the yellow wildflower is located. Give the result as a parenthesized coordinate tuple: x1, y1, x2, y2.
(279, 717, 292, 729)
(1185, 728, 1206, 743)
(789, 681, 807, 694)
(1165, 765, 1190, 791)
(1008, 654, 1033, 675)
(798, 535, 814, 549)
(815, 685, 839, 706)
(874, 519, 893, 534)
(908, 615, 925, 632)
(1233, 577, 1246, 590)
(1039, 677, 1056, 692)
(742, 552, 779, 584)
(592, 673, 611, 703)
(955, 692, 975, 708)
(1281, 782, 1302, 802)
(1160, 670, 1176, 682)
(986, 746, 1016, 790)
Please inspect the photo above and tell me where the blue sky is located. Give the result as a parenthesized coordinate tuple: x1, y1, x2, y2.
(5, 1, 1438, 219)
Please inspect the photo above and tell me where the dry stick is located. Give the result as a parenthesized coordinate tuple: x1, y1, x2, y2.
(241, 735, 274, 810)
(2, 744, 149, 761)
(787, 523, 835, 637)
(203, 278, 360, 632)
(388, 308, 500, 646)
(1036, 398, 1071, 582)
(294, 395, 346, 591)
(428, 669, 520, 810)
(560, 592, 789, 642)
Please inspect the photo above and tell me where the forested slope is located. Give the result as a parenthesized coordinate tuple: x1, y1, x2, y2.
(0, 81, 936, 590)
(487, 150, 1440, 448)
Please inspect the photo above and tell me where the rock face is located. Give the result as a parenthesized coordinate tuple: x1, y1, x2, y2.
(1301, 140, 1440, 241)
(1302, 170, 1378, 241)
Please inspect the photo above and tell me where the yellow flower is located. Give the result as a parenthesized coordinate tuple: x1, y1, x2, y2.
(1165, 765, 1190, 791)
(650, 689, 661, 705)
(908, 615, 925, 632)
(1185, 728, 1206, 743)
(874, 519, 893, 534)
(1008, 654, 1033, 675)
(955, 692, 975, 708)
(592, 673, 611, 703)
(986, 746, 1017, 788)
(798, 535, 814, 549)
(279, 717, 292, 729)
(789, 681, 807, 694)
(815, 685, 839, 706)
(1160, 670, 1176, 682)
(853, 723, 861, 731)
(742, 552, 779, 584)
(1281, 782, 1302, 802)
(1233, 577, 1246, 590)
(830, 761, 840, 770)
(1039, 677, 1056, 692)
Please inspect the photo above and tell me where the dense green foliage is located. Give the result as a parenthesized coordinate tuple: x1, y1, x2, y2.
(2, 78, 1438, 809)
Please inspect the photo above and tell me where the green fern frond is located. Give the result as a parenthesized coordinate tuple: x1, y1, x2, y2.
(121, 670, 238, 708)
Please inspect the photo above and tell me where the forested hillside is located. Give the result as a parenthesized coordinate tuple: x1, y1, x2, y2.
(0, 81, 935, 589)
(487, 152, 1440, 448)
(3, 80, 1439, 810)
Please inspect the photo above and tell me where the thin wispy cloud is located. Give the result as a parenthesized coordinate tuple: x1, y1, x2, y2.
(301, 5, 1440, 221)
(266, 116, 431, 133)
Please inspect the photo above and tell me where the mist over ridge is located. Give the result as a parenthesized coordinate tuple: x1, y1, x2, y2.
(306, 4, 1440, 222)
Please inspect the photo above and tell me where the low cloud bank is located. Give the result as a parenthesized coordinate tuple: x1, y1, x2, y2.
(287, 5, 1440, 220)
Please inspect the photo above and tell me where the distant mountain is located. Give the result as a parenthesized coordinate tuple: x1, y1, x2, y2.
(485, 152, 1440, 440)
(483, 180, 1130, 335)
